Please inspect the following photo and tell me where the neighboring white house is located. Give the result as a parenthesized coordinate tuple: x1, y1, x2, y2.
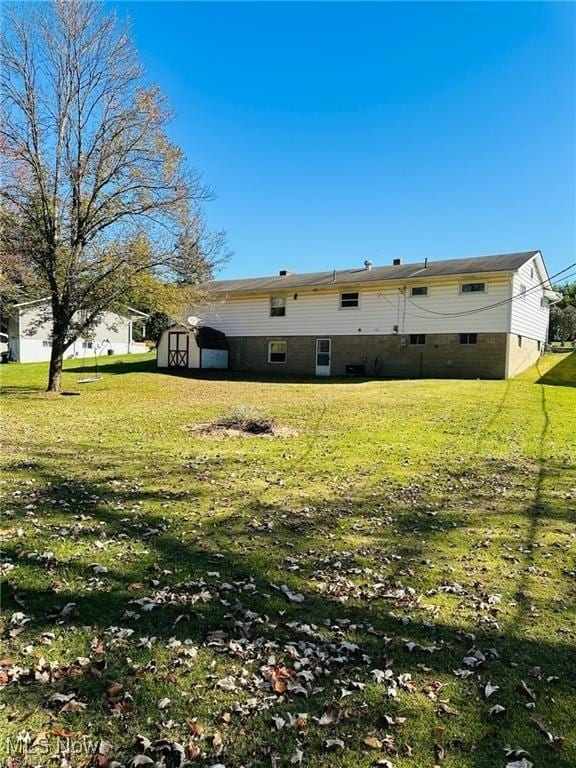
(6, 298, 149, 363)
(181, 250, 560, 380)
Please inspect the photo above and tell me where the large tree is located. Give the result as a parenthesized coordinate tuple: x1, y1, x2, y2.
(1, 0, 226, 391)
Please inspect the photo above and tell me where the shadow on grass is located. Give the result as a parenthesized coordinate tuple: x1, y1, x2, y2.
(2, 438, 575, 767)
(536, 352, 576, 388)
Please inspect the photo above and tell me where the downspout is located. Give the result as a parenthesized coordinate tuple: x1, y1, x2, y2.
(504, 274, 514, 379)
(128, 318, 132, 354)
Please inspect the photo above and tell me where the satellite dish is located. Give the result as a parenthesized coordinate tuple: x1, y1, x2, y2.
(187, 315, 201, 327)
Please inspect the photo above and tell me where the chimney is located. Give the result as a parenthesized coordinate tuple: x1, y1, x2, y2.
(364, 259, 373, 271)
(279, 269, 293, 276)
(393, 258, 404, 266)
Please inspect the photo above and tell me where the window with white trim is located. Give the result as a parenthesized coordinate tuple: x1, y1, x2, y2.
(461, 282, 485, 293)
(42, 340, 51, 347)
(268, 340, 287, 363)
(340, 291, 359, 308)
(409, 334, 426, 345)
(460, 333, 477, 345)
(519, 284, 527, 300)
(410, 286, 428, 297)
(82, 341, 93, 349)
(270, 296, 286, 317)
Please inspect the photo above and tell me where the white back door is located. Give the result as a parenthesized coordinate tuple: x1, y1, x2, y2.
(315, 338, 331, 376)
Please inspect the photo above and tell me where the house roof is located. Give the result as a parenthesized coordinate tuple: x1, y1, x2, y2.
(206, 251, 541, 295)
(10, 297, 149, 319)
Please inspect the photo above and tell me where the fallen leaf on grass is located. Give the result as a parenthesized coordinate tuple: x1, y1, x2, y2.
(437, 702, 459, 717)
(484, 682, 499, 698)
(518, 680, 535, 700)
(530, 715, 565, 750)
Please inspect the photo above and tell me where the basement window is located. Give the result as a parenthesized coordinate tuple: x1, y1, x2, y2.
(410, 286, 428, 297)
(268, 340, 287, 363)
(409, 334, 426, 345)
(340, 291, 359, 308)
(459, 333, 477, 345)
(518, 335, 523, 347)
(461, 282, 485, 293)
(270, 296, 286, 317)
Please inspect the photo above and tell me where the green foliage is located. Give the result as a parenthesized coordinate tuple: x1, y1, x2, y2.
(144, 311, 172, 343)
(552, 281, 576, 310)
(550, 304, 576, 343)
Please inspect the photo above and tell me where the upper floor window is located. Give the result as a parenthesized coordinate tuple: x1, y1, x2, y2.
(410, 286, 428, 297)
(519, 284, 527, 300)
(340, 291, 359, 309)
(270, 296, 286, 317)
(460, 333, 477, 345)
(409, 334, 426, 345)
(461, 282, 485, 294)
(268, 340, 287, 363)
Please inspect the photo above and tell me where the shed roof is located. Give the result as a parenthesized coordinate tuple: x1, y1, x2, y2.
(206, 251, 540, 294)
(165, 323, 228, 349)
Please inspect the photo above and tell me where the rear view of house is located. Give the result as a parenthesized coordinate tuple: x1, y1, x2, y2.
(7, 299, 148, 363)
(185, 250, 559, 379)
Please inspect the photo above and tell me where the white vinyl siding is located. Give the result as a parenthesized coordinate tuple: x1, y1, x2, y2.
(509, 258, 550, 342)
(194, 275, 514, 337)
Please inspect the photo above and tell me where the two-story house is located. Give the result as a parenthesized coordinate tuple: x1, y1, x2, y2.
(166, 250, 560, 379)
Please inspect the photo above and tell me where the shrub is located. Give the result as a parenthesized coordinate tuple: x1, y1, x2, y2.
(216, 405, 276, 434)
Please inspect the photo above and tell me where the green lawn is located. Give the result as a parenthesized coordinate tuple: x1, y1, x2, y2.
(1, 352, 575, 768)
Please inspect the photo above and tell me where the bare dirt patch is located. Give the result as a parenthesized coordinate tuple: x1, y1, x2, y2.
(184, 422, 299, 439)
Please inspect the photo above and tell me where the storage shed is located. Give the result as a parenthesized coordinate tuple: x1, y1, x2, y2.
(157, 323, 229, 370)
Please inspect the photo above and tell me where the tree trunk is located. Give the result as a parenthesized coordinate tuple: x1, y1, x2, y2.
(47, 337, 65, 392)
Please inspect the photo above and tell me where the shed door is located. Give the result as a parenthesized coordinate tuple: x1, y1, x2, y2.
(168, 332, 189, 368)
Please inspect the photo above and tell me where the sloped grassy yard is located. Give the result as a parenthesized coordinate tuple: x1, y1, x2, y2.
(1, 353, 575, 768)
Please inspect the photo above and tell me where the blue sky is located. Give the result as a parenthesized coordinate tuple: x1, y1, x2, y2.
(114, 1, 575, 281)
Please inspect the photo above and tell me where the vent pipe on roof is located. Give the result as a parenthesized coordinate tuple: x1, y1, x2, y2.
(393, 258, 404, 266)
(364, 259, 373, 271)
(424, 257, 428, 268)
(279, 269, 293, 276)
